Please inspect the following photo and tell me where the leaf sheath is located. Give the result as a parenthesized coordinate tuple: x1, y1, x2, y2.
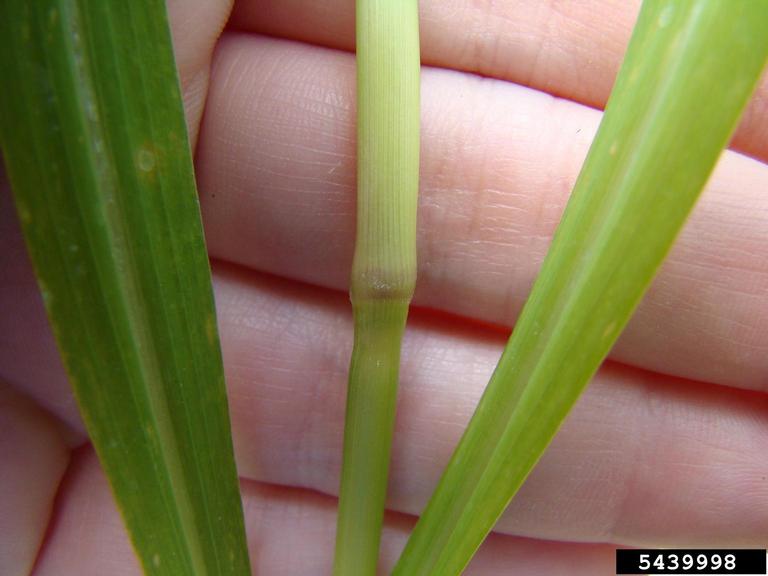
(334, 1, 420, 574)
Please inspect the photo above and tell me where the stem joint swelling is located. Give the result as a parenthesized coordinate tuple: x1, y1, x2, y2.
(350, 268, 416, 306)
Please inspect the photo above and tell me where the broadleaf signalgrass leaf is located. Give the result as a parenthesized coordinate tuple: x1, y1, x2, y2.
(392, 1, 768, 574)
(0, 2, 251, 574)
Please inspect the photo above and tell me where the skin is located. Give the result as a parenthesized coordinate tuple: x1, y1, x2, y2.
(1, 0, 767, 574)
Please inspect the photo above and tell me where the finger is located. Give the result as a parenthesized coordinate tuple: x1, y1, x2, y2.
(196, 34, 768, 391)
(229, 0, 768, 162)
(0, 382, 69, 575)
(166, 0, 233, 147)
(33, 447, 616, 575)
(212, 264, 768, 547)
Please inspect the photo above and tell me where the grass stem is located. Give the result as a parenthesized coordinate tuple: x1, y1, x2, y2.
(333, 1, 420, 574)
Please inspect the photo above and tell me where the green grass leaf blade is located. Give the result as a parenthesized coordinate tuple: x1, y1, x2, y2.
(334, 1, 420, 574)
(0, 2, 251, 574)
(392, 1, 768, 574)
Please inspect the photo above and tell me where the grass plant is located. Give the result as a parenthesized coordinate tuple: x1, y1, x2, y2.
(1, 0, 766, 575)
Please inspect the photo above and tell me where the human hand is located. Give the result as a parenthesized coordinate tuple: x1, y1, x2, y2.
(2, 1, 767, 574)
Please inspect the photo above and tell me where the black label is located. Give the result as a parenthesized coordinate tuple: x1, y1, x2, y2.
(616, 549, 766, 574)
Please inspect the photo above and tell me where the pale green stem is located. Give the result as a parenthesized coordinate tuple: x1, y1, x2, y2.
(333, 0, 420, 574)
